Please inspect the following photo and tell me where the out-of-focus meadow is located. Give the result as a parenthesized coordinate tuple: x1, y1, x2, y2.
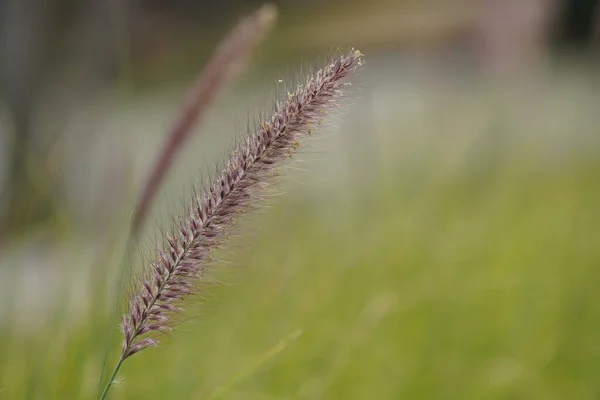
(2, 0, 600, 398)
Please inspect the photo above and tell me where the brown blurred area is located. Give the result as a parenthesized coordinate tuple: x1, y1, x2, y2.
(0, 0, 598, 240)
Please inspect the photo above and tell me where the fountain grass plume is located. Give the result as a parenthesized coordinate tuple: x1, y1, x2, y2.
(131, 4, 278, 234)
(99, 48, 363, 399)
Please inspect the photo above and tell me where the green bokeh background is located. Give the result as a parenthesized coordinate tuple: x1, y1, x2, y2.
(1, 1, 600, 399)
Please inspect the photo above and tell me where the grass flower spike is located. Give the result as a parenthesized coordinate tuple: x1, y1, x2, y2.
(100, 48, 363, 399)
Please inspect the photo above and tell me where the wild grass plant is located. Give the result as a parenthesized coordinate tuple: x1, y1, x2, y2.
(98, 47, 363, 398)
(57, 3, 367, 398)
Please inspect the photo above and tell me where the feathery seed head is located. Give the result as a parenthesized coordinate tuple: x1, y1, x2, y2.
(121, 49, 363, 359)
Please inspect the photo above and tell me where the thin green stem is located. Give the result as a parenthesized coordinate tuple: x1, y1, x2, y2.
(99, 356, 126, 400)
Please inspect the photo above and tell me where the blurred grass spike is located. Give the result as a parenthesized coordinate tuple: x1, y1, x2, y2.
(98, 49, 363, 399)
(205, 329, 304, 400)
(131, 3, 278, 235)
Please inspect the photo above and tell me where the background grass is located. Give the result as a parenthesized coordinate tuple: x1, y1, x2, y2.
(1, 46, 600, 400)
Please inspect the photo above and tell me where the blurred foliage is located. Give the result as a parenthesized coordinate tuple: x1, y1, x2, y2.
(1, 64, 600, 398)
(1, 0, 600, 399)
